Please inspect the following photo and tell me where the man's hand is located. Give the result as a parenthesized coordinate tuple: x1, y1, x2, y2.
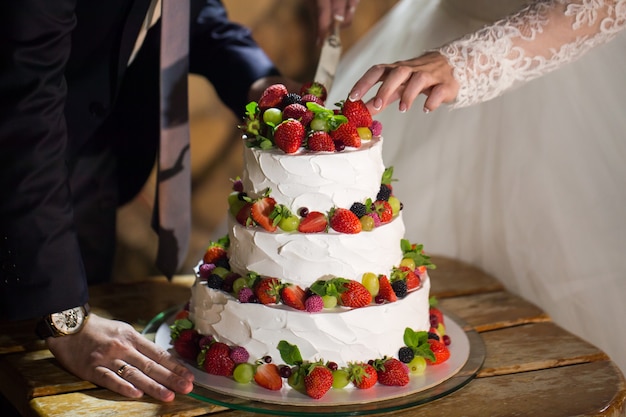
(46, 314, 194, 401)
(314, 0, 359, 44)
(347, 52, 460, 114)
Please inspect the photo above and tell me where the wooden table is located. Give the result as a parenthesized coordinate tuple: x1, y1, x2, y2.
(1, 256, 625, 416)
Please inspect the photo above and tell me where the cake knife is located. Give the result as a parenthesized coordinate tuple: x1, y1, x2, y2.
(314, 16, 342, 93)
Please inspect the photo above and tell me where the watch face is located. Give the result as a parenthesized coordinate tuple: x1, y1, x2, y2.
(51, 307, 86, 335)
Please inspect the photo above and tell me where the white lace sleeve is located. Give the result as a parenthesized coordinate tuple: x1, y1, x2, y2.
(438, 0, 626, 108)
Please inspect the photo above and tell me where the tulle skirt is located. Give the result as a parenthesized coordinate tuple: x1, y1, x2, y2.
(328, 0, 626, 374)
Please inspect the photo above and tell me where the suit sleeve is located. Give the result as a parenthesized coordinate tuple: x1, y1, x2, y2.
(0, 0, 88, 320)
(188, 0, 281, 117)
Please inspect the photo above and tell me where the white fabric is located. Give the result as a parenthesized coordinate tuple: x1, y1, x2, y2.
(328, 0, 626, 375)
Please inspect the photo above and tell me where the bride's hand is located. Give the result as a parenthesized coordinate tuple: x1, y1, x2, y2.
(46, 314, 194, 401)
(348, 52, 460, 114)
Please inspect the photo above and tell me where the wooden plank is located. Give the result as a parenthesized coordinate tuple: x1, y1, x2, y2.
(439, 291, 550, 332)
(429, 256, 504, 298)
(30, 389, 225, 417)
(220, 361, 626, 417)
(477, 322, 609, 377)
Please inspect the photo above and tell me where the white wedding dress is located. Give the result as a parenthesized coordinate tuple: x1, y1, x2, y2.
(328, 0, 626, 374)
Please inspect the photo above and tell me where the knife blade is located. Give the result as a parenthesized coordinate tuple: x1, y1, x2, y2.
(314, 17, 342, 93)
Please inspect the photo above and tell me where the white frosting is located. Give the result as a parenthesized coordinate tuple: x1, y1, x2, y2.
(241, 137, 385, 212)
(228, 213, 406, 288)
(190, 274, 431, 366)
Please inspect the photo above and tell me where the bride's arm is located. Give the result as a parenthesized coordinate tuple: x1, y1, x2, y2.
(349, 0, 626, 113)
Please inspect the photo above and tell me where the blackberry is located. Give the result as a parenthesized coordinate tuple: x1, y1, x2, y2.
(214, 257, 230, 270)
(391, 279, 408, 298)
(427, 332, 441, 341)
(206, 274, 224, 289)
(349, 202, 368, 218)
(376, 184, 392, 201)
(281, 93, 302, 107)
(398, 346, 415, 363)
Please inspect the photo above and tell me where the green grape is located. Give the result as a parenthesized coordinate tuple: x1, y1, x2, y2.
(360, 215, 375, 231)
(233, 363, 255, 384)
(232, 277, 248, 295)
(399, 257, 416, 271)
(279, 215, 300, 232)
(407, 356, 427, 375)
(388, 196, 401, 216)
(332, 369, 351, 389)
(212, 266, 230, 277)
(310, 118, 329, 132)
(262, 108, 282, 125)
(361, 272, 379, 296)
(229, 198, 247, 217)
(322, 295, 337, 309)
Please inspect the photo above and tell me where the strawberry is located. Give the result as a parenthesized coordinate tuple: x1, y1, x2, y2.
(373, 200, 393, 223)
(307, 131, 335, 152)
(203, 342, 235, 376)
(174, 309, 190, 320)
(251, 196, 278, 232)
(339, 280, 372, 308)
(203, 242, 228, 264)
(281, 284, 307, 311)
(258, 84, 288, 110)
(274, 119, 305, 154)
(254, 277, 281, 305)
(299, 81, 328, 102)
(426, 339, 450, 365)
(430, 306, 445, 327)
(304, 364, 333, 399)
(301, 93, 324, 106)
(283, 103, 313, 126)
(342, 99, 372, 128)
(377, 275, 397, 303)
(298, 211, 327, 233)
(348, 362, 378, 389)
(235, 202, 253, 226)
(329, 208, 362, 234)
(331, 122, 361, 148)
(254, 363, 283, 391)
(375, 358, 409, 386)
(173, 329, 201, 361)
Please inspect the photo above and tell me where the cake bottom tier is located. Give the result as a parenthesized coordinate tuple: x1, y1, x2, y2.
(190, 274, 431, 366)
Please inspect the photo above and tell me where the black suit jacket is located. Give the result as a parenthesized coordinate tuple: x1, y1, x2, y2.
(0, 0, 279, 320)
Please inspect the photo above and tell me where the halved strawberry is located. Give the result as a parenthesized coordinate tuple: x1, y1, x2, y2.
(274, 119, 305, 154)
(377, 275, 397, 303)
(281, 284, 307, 310)
(251, 197, 278, 232)
(394, 266, 421, 291)
(341, 99, 372, 128)
(254, 363, 283, 391)
(331, 122, 361, 148)
(329, 208, 362, 234)
(254, 277, 281, 305)
(258, 84, 288, 110)
(298, 211, 328, 233)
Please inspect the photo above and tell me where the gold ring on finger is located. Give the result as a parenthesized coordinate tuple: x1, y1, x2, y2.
(117, 363, 129, 377)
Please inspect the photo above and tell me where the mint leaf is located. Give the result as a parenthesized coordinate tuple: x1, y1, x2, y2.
(277, 340, 303, 365)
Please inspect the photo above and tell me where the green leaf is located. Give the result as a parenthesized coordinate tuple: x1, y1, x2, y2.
(277, 340, 303, 365)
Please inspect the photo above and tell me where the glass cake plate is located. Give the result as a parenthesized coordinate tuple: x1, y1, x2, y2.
(147, 307, 485, 416)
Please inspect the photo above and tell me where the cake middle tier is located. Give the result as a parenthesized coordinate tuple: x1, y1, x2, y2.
(227, 213, 406, 288)
(242, 137, 385, 213)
